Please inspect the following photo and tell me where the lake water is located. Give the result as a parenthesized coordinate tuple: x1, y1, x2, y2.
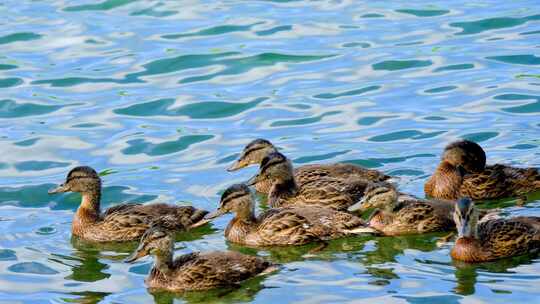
(1, 0, 540, 303)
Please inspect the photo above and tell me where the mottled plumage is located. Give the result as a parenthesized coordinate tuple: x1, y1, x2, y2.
(206, 184, 376, 246)
(348, 183, 455, 236)
(247, 152, 372, 211)
(228, 138, 389, 193)
(425, 140, 540, 200)
(49, 166, 208, 242)
(451, 198, 540, 262)
(126, 225, 276, 291)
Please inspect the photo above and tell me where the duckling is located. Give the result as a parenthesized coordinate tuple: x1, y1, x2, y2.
(348, 183, 455, 236)
(247, 151, 371, 211)
(451, 198, 540, 262)
(48, 166, 208, 242)
(425, 140, 540, 200)
(228, 138, 390, 193)
(125, 223, 277, 291)
(206, 184, 376, 246)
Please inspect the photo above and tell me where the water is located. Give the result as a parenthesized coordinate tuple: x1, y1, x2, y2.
(1, 0, 540, 303)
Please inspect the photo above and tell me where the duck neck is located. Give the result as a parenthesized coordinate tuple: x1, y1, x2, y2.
(428, 161, 463, 200)
(226, 203, 257, 243)
(234, 203, 257, 223)
(451, 237, 485, 262)
(152, 249, 174, 277)
(269, 177, 298, 207)
(73, 187, 102, 236)
(77, 188, 101, 220)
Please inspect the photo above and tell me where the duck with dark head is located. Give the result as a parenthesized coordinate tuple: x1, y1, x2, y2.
(451, 197, 540, 262)
(228, 138, 390, 193)
(246, 151, 372, 211)
(125, 222, 277, 291)
(205, 184, 377, 246)
(425, 140, 540, 200)
(48, 166, 208, 242)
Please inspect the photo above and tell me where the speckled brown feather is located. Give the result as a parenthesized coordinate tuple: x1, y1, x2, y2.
(53, 166, 209, 243)
(146, 251, 273, 291)
(75, 204, 208, 242)
(368, 198, 455, 236)
(271, 176, 369, 211)
(254, 163, 389, 194)
(451, 216, 540, 262)
(426, 140, 540, 200)
(224, 206, 368, 246)
(424, 161, 463, 200)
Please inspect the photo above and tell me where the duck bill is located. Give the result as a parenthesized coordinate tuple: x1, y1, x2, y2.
(205, 208, 227, 220)
(124, 246, 148, 263)
(227, 159, 246, 172)
(347, 196, 367, 212)
(456, 220, 469, 238)
(48, 184, 69, 194)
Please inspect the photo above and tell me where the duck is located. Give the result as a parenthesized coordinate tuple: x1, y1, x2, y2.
(247, 151, 372, 211)
(227, 138, 390, 193)
(347, 183, 454, 235)
(125, 222, 277, 291)
(48, 166, 208, 242)
(425, 139, 540, 200)
(205, 184, 377, 246)
(348, 183, 500, 236)
(451, 197, 540, 262)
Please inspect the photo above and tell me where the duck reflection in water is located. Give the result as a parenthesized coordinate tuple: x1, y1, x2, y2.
(149, 274, 271, 304)
(452, 253, 539, 295)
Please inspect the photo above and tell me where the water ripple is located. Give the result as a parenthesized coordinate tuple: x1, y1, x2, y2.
(450, 14, 540, 35)
(2, 1, 540, 303)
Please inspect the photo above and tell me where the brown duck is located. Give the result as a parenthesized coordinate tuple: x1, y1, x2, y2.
(228, 138, 390, 193)
(48, 166, 208, 242)
(425, 140, 540, 200)
(206, 184, 376, 246)
(247, 151, 372, 211)
(348, 183, 455, 236)
(125, 223, 277, 291)
(451, 198, 540, 262)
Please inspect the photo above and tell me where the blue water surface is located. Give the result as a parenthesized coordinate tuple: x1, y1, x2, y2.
(1, 0, 540, 303)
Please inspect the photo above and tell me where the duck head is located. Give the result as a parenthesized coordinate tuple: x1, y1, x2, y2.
(348, 182, 397, 213)
(48, 166, 101, 194)
(246, 151, 294, 187)
(228, 139, 277, 171)
(442, 140, 486, 173)
(206, 184, 254, 220)
(125, 224, 174, 263)
(453, 197, 479, 239)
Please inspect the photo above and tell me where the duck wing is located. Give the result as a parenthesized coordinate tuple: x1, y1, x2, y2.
(503, 165, 540, 195)
(478, 217, 540, 258)
(286, 206, 372, 237)
(295, 163, 389, 184)
(94, 204, 207, 241)
(462, 164, 540, 200)
(175, 251, 271, 290)
(255, 209, 318, 245)
(102, 203, 142, 217)
(393, 201, 453, 233)
(460, 165, 511, 200)
(292, 177, 368, 211)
